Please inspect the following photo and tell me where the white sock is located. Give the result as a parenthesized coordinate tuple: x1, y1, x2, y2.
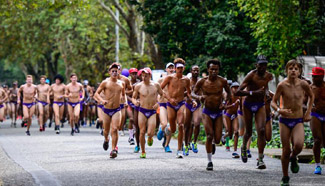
(207, 153, 212, 163)
(129, 129, 133, 139)
(316, 163, 321, 167)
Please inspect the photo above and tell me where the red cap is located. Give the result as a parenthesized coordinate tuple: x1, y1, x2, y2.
(142, 67, 152, 75)
(129, 68, 138, 73)
(309, 67, 325, 76)
(137, 69, 143, 77)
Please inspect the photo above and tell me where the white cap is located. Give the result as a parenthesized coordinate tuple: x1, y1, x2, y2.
(166, 62, 174, 69)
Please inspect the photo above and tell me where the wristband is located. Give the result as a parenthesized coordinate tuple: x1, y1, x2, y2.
(249, 91, 252, 96)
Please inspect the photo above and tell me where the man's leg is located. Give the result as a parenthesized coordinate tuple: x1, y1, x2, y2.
(265, 118, 272, 142)
(214, 116, 223, 145)
(102, 112, 112, 146)
(119, 107, 126, 135)
(74, 104, 81, 132)
(0, 107, 4, 122)
(176, 105, 186, 152)
(37, 103, 44, 130)
(111, 111, 121, 153)
(192, 108, 202, 152)
(242, 106, 253, 162)
(22, 105, 29, 130)
(233, 118, 239, 152)
(184, 107, 192, 149)
(138, 112, 148, 155)
(133, 109, 140, 150)
(67, 105, 75, 130)
(166, 106, 177, 149)
(291, 123, 304, 159)
(126, 106, 134, 143)
(255, 107, 266, 164)
(279, 123, 292, 177)
(311, 117, 323, 166)
(202, 113, 214, 170)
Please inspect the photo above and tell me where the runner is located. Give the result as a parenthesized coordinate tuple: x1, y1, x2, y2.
(234, 55, 272, 169)
(95, 63, 125, 158)
(0, 86, 8, 123)
(132, 67, 166, 158)
(223, 82, 241, 158)
(310, 66, 325, 175)
(184, 65, 202, 155)
(160, 58, 196, 158)
(17, 75, 37, 136)
(80, 80, 93, 127)
(127, 68, 140, 148)
(9, 81, 19, 127)
(116, 63, 133, 137)
(49, 75, 66, 134)
(192, 59, 231, 170)
(157, 62, 175, 153)
(271, 59, 314, 186)
(65, 73, 84, 135)
(36, 75, 50, 131)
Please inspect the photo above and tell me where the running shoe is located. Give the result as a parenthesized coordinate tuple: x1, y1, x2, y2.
(206, 162, 213, 171)
(212, 144, 216, 155)
(134, 146, 140, 153)
(183, 145, 189, 156)
(100, 129, 103, 136)
(247, 149, 252, 158)
(165, 146, 172, 153)
(176, 151, 183, 158)
(290, 157, 299, 173)
(75, 125, 80, 133)
(103, 141, 109, 151)
(256, 159, 266, 169)
(61, 123, 64, 128)
(232, 152, 240, 158)
(314, 166, 322, 175)
(226, 146, 230, 152)
(49, 122, 52, 128)
(241, 146, 248, 163)
(140, 153, 146, 159)
(39, 127, 43, 132)
(147, 138, 153, 146)
(71, 129, 74, 136)
(115, 146, 118, 154)
(26, 131, 30, 136)
(157, 127, 164, 140)
(192, 142, 198, 153)
(129, 138, 135, 145)
(280, 176, 290, 186)
(110, 150, 117, 159)
(188, 143, 192, 150)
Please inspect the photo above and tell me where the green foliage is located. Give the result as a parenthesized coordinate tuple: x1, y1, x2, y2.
(141, 0, 257, 80)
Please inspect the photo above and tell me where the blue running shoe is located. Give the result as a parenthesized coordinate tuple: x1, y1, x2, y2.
(314, 166, 322, 175)
(165, 145, 172, 153)
(157, 127, 164, 141)
(183, 146, 189, 156)
(192, 142, 198, 153)
(134, 146, 140, 153)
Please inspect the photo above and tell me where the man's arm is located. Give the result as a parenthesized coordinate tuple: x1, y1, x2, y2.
(125, 78, 133, 95)
(17, 86, 23, 104)
(80, 84, 85, 101)
(94, 82, 106, 104)
(302, 81, 314, 121)
(160, 75, 171, 90)
(191, 79, 204, 102)
(47, 86, 52, 103)
(223, 79, 231, 102)
(132, 84, 140, 106)
(234, 73, 251, 96)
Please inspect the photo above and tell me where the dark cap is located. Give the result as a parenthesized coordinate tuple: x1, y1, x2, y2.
(109, 63, 119, 71)
(257, 55, 268, 64)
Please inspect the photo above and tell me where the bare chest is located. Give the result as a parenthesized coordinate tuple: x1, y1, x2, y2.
(139, 85, 157, 97)
(202, 80, 223, 95)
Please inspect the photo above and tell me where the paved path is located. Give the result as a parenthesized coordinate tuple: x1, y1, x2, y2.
(0, 119, 324, 186)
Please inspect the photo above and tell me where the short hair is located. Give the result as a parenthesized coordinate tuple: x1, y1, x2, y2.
(70, 73, 77, 78)
(54, 74, 64, 83)
(26, 75, 33, 79)
(207, 59, 221, 69)
(285, 59, 301, 73)
(174, 58, 185, 65)
(191, 65, 199, 70)
(40, 75, 47, 80)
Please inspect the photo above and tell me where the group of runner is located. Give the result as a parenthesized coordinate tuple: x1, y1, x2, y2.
(0, 56, 324, 186)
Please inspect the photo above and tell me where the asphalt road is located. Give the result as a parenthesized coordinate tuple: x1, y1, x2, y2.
(0, 119, 324, 186)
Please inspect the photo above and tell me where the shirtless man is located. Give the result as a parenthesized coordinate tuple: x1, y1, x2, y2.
(0, 86, 8, 123)
(223, 82, 241, 158)
(157, 62, 174, 153)
(18, 75, 37, 136)
(115, 63, 133, 137)
(161, 58, 196, 158)
(80, 80, 93, 127)
(49, 75, 66, 134)
(234, 55, 273, 169)
(95, 63, 125, 158)
(192, 59, 231, 170)
(271, 59, 313, 186)
(184, 65, 202, 155)
(127, 68, 140, 148)
(65, 73, 84, 135)
(36, 75, 50, 131)
(9, 81, 19, 127)
(309, 67, 325, 175)
(132, 68, 166, 158)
